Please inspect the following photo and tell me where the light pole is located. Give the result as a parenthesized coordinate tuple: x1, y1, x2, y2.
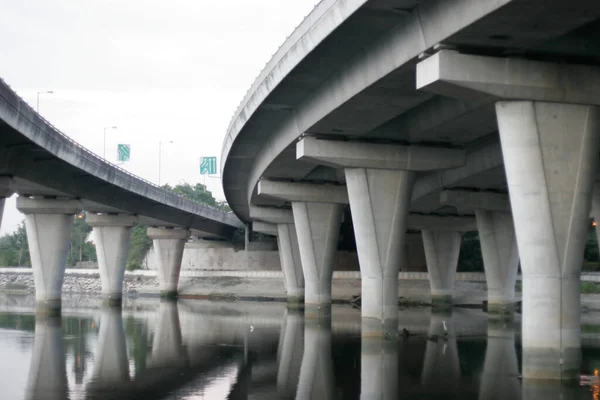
(36, 90, 53, 113)
(158, 140, 174, 186)
(103, 126, 117, 159)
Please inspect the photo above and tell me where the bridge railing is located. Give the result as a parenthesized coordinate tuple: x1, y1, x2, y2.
(1, 78, 229, 215)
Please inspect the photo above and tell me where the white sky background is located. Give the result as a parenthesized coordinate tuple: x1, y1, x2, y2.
(0, 0, 321, 235)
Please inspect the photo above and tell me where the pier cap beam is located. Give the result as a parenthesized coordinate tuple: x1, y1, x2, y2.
(258, 180, 349, 204)
(297, 137, 465, 170)
(417, 49, 600, 105)
(252, 221, 278, 236)
(250, 206, 294, 224)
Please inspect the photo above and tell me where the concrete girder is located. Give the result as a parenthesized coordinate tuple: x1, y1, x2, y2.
(411, 142, 503, 204)
(439, 190, 510, 213)
(296, 137, 465, 171)
(417, 49, 600, 105)
(252, 221, 278, 236)
(228, 0, 514, 222)
(249, 206, 294, 224)
(258, 179, 349, 204)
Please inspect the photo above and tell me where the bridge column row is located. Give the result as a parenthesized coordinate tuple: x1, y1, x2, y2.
(14, 196, 191, 311)
(416, 50, 600, 380)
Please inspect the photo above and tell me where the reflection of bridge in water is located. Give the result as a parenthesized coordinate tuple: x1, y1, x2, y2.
(6, 300, 600, 399)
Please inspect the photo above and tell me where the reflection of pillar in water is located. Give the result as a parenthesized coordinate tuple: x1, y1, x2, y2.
(360, 334, 398, 400)
(72, 319, 87, 384)
(522, 379, 581, 400)
(296, 310, 334, 400)
(90, 307, 129, 385)
(421, 311, 460, 388)
(148, 300, 185, 368)
(479, 320, 520, 400)
(277, 308, 304, 399)
(25, 316, 69, 400)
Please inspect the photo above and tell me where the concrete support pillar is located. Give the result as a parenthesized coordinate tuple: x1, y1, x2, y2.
(296, 311, 334, 400)
(276, 224, 305, 303)
(476, 210, 519, 315)
(148, 300, 186, 368)
(345, 168, 414, 335)
(360, 335, 398, 400)
(421, 312, 460, 390)
(421, 230, 462, 308)
(496, 101, 600, 380)
(276, 308, 304, 399)
(147, 227, 190, 298)
(16, 197, 80, 311)
(292, 202, 343, 307)
(25, 316, 68, 400)
(90, 307, 129, 386)
(87, 214, 136, 305)
(479, 321, 520, 400)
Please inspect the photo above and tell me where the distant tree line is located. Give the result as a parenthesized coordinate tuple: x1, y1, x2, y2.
(0, 182, 228, 270)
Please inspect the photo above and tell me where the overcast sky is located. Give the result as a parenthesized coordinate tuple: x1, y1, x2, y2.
(0, 0, 320, 234)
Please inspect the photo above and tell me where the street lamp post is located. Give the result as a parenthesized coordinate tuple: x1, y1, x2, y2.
(36, 90, 54, 113)
(158, 140, 174, 186)
(103, 126, 118, 159)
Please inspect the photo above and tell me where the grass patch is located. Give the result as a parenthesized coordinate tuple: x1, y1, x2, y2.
(516, 281, 600, 294)
(581, 282, 600, 294)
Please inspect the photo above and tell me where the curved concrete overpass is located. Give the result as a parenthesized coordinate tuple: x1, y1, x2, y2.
(0, 78, 242, 239)
(222, 0, 600, 380)
(0, 78, 244, 308)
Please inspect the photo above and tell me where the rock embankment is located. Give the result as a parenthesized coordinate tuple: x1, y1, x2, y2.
(0, 271, 157, 294)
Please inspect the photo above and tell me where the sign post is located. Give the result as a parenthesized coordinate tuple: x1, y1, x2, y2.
(117, 144, 131, 162)
(199, 156, 218, 185)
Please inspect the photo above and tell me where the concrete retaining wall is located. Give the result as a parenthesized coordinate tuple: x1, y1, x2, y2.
(144, 240, 361, 272)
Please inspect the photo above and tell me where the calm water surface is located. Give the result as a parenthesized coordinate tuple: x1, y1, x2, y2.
(0, 296, 600, 399)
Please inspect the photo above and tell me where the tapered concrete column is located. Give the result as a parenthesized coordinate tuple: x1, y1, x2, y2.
(0, 180, 13, 232)
(361, 334, 398, 400)
(346, 168, 414, 334)
(479, 321, 520, 400)
(148, 300, 186, 368)
(296, 311, 334, 400)
(476, 210, 519, 315)
(90, 307, 129, 386)
(277, 224, 305, 303)
(25, 316, 68, 400)
(16, 197, 80, 312)
(421, 312, 459, 389)
(292, 202, 343, 307)
(497, 101, 600, 380)
(422, 230, 462, 308)
(87, 214, 136, 305)
(147, 227, 190, 298)
(276, 308, 304, 399)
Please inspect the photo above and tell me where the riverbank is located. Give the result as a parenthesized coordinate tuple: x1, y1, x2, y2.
(3, 268, 600, 310)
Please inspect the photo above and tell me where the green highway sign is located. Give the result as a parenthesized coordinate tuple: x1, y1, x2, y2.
(117, 144, 131, 162)
(200, 156, 217, 175)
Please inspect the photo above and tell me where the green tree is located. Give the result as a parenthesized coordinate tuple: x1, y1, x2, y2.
(0, 221, 29, 267)
(67, 213, 96, 266)
(126, 224, 152, 271)
(163, 182, 231, 212)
